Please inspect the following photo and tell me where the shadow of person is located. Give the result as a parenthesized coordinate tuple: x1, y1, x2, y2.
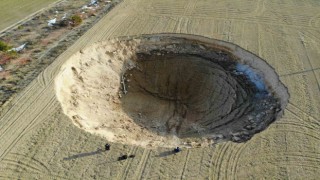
(63, 148, 104, 160)
(156, 150, 175, 157)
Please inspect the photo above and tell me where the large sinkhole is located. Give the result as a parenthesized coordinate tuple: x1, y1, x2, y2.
(55, 34, 289, 148)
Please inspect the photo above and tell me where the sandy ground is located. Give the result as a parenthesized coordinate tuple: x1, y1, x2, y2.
(0, 0, 319, 179)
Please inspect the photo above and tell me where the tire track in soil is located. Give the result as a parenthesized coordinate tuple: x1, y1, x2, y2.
(255, 152, 320, 161)
(1, 152, 67, 179)
(0, 169, 68, 180)
(223, 144, 245, 180)
(218, 143, 242, 180)
(149, 15, 176, 34)
(0, 116, 51, 178)
(133, 15, 155, 35)
(284, 110, 318, 130)
(117, 146, 138, 180)
(37, 34, 77, 87)
(100, 14, 131, 40)
(46, 133, 69, 165)
(183, 0, 197, 16)
(231, 144, 248, 180)
(0, 83, 51, 137)
(50, 129, 98, 178)
(133, 149, 151, 180)
(300, 33, 320, 92)
(1, 158, 44, 174)
(269, 128, 320, 141)
(276, 121, 317, 132)
(5, 153, 50, 173)
(25, 99, 60, 134)
(139, 153, 155, 180)
(11, 107, 63, 179)
(209, 143, 229, 180)
(304, 30, 320, 44)
(235, 163, 318, 179)
(309, 13, 320, 27)
(81, 148, 111, 179)
(148, 16, 172, 35)
(36, 43, 64, 88)
(182, 148, 211, 179)
(139, 11, 320, 31)
(1, 164, 67, 179)
(279, 67, 320, 77)
(197, 148, 211, 179)
(0, 94, 57, 162)
(91, 1, 132, 40)
(253, 0, 265, 16)
(287, 102, 320, 126)
(207, 147, 217, 180)
(216, 143, 232, 180)
(147, 0, 185, 16)
(180, 149, 190, 180)
(140, 15, 163, 34)
(274, 124, 319, 142)
(144, 150, 163, 180)
(239, 153, 320, 170)
(0, 80, 42, 126)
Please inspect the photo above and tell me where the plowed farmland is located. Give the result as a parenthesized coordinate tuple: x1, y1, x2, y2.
(0, 0, 60, 31)
(0, 0, 319, 179)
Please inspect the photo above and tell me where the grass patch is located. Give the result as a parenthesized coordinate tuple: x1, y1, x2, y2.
(70, 15, 83, 27)
(0, 41, 12, 51)
(0, 41, 19, 65)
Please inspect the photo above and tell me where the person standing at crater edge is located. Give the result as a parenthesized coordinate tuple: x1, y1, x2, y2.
(174, 147, 181, 153)
(105, 143, 110, 151)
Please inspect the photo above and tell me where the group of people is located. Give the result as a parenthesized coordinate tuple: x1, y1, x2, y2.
(104, 143, 181, 161)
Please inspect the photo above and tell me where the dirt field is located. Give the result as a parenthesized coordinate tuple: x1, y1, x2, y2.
(0, 0, 60, 31)
(0, 0, 319, 179)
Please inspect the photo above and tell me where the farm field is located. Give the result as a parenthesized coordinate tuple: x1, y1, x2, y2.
(0, 0, 60, 31)
(0, 0, 320, 179)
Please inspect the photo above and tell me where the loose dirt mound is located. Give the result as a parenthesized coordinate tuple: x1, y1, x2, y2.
(55, 34, 289, 148)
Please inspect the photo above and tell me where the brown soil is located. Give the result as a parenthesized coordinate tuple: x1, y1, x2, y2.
(55, 34, 289, 148)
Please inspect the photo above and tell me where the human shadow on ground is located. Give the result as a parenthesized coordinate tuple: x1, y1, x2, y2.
(97, 155, 136, 165)
(63, 148, 104, 160)
(155, 150, 176, 157)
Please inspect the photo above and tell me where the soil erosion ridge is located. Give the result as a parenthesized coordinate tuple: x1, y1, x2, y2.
(55, 34, 289, 148)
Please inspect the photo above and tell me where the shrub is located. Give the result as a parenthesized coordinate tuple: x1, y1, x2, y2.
(70, 15, 83, 27)
(0, 41, 11, 52)
(0, 53, 12, 65)
(58, 19, 70, 27)
(7, 50, 18, 57)
(0, 51, 18, 65)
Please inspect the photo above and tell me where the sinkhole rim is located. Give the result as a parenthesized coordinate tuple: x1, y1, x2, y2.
(54, 33, 290, 148)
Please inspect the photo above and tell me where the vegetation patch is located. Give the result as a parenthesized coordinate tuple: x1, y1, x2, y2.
(70, 15, 83, 27)
(0, 40, 11, 51)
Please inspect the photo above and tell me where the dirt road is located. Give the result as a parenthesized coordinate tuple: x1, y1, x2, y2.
(0, 0, 319, 179)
